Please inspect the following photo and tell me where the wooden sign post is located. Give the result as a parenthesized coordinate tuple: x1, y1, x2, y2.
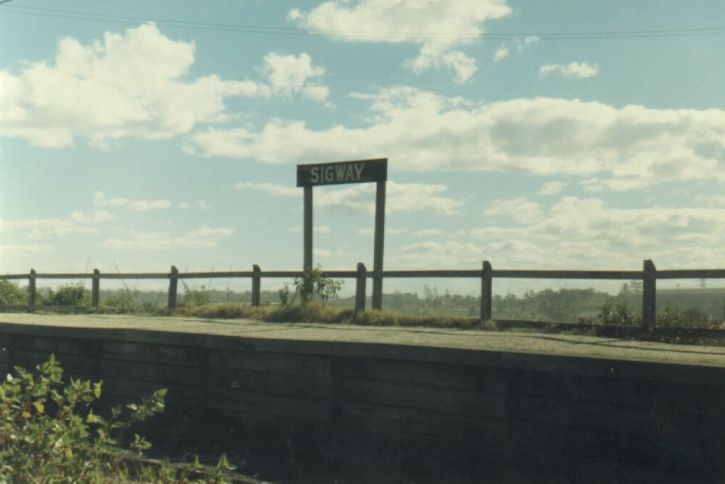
(297, 158, 388, 309)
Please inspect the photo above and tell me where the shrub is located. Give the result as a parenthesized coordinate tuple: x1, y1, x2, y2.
(293, 266, 343, 306)
(181, 283, 212, 307)
(278, 283, 294, 307)
(0, 356, 236, 482)
(103, 290, 137, 311)
(46, 283, 89, 307)
(598, 300, 640, 326)
(658, 304, 718, 329)
(0, 280, 26, 306)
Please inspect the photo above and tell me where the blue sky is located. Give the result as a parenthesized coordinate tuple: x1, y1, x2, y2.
(1, 0, 725, 294)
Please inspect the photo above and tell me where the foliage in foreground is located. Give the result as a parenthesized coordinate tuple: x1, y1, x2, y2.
(0, 356, 236, 482)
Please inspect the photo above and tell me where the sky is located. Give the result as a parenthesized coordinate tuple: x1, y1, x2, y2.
(1, 0, 725, 295)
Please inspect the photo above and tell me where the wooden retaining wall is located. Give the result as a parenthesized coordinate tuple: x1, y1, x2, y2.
(1, 323, 724, 482)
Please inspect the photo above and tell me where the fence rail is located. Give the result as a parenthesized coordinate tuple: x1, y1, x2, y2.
(2, 260, 724, 330)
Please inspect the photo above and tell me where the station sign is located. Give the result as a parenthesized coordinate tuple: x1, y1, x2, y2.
(297, 158, 387, 187)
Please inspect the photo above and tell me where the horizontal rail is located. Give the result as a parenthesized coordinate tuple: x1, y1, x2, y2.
(381, 270, 480, 278)
(2, 269, 725, 280)
(178, 271, 254, 279)
(493, 270, 644, 280)
(101, 273, 172, 280)
(33, 273, 93, 279)
(658, 269, 725, 279)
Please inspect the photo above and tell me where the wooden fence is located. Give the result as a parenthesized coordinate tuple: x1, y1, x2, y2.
(2, 260, 725, 329)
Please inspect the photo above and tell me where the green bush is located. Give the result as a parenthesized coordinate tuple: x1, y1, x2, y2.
(0, 280, 26, 306)
(46, 283, 89, 307)
(598, 300, 640, 326)
(658, 304, 718, 329)
(0, 356, 236, 482)
(181, 283, 212, 307)
(103, 290, 137, 311)
(293, 266, 343, 306)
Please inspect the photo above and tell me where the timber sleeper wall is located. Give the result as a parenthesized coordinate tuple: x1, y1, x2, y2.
(0, 323, 723, 482)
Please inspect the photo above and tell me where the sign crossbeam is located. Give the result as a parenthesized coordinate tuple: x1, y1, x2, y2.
(297, 158, 388, 309)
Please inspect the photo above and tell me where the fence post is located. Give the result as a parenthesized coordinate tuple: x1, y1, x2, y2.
(252, 265, 261, 307)
(28, 269, 37, 309)
(642, 260, 656, 331)
(480, 260, 493, 321)
(355, 262, 367, 313)
(91, 269, 100, 309)
(168, 266, 178, 311)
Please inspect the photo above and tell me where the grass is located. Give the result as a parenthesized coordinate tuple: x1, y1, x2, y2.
(178, 301, 496, 330)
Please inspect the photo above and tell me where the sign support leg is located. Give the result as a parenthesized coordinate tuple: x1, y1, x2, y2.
(304, 186, 313, 272)
(372, 179, 386, 309)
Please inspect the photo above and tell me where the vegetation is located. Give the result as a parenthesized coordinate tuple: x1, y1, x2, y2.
(181, 282, 212, 307)
(0, 280, 26, 306)
(292, 266, 343, 306)
(181, 301, 487, 330)
(0, 356, 239, 482)
(45, 283, 89, 307)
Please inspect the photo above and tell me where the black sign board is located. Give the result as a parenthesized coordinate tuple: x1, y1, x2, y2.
(297, 158, 387, 187)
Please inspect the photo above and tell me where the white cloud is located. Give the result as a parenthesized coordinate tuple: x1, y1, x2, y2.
(261, 52, 330, 104)
(0, 244, 54, 256)
(485, 197, 542, 224)
(178, 200, 211, 210)
(102, 225, 233, 250)
(394, 240, 487, 267)
(515, 36, 540, 52)
(288, 224, 332, 234)
(394, 196, 725, 270)
(695, 194, 725, 206)
(539, 62, 599, 79)
(193, 87, 725, 190)
(479, 197, 725, 265)
(356, 227, 408, 235)
(289, 0, 511, 82)
(493, 45, 510, 62)
(0, 23, 330, 148)
(0, 210, 113, 238)
(93, 191, 210, 211)
(538, 181, 567, 196)
(93, 191, 173, 211)
(413, 229, 446, 237)
(493, 36, 538, 62)
(235, 180, 463, 215)
(235, 182, 299, 197)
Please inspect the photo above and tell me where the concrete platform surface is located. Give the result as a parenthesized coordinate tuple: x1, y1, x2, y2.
(1, 312, 724, 368)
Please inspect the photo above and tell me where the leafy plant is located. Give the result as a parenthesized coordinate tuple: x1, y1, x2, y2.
(0, 280, 26, 306)
(0, 356, 236, 482)
(598, 299, 640, 326)
(278, 282, 294, 307)
(104, 290, 137, 311)
(181, 283, 212, 307)
(293, 266, 343, 306)
(46, 283, 89, 307)
(658, 304, 718, 329)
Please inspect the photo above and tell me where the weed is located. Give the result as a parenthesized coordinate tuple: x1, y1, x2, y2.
(293, 266, 343, 306)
